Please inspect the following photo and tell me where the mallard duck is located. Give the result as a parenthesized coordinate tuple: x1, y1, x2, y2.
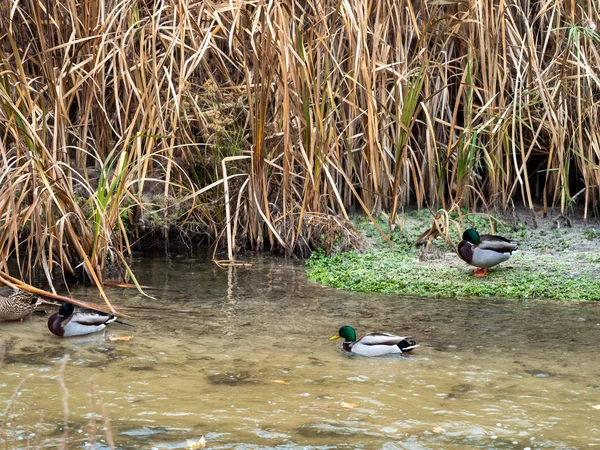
(329, 325, 419, 357)
(0, 289, 42, 321)
(48, 303, 133, 337)
(458, 228, 517, 277)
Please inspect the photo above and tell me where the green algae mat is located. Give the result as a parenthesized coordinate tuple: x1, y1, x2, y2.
(307, 211, 600, 301)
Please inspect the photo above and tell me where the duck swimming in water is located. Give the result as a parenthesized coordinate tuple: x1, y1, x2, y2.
(329, 325, 419, 357)
(0, 289, 42, 321)
(48, 303, 133, 337)
(457, 228, 517, 277)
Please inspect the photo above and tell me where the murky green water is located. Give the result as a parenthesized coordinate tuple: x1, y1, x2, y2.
(1, 252, 600, 449)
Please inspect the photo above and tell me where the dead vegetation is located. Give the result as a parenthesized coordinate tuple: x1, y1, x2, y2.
(0, 0, 599, 295)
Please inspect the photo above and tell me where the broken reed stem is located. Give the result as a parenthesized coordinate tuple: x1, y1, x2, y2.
(222, 155, 252, 261)
(2, 374, 34, 419)
(57, 355, 71, 450)
(1, 372, 34, 447)
(88, 378, 98, 449)
(101, 403, 115, 450)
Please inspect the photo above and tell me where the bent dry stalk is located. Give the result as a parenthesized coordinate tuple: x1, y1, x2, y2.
(0, 0, 598, 286)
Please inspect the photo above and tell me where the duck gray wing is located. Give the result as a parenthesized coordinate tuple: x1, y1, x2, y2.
(71, 308, 116, 326)
(478, 235, 517, 253)
(358, 332, 414, 346)
(355, 332, 419, 353)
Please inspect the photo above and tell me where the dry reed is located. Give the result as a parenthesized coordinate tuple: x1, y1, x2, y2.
(0, 0, 598, 286)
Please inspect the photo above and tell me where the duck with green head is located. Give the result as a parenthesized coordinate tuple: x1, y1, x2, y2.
(458, 228, 517, 277)
(48, 303, 134, 337)
(329, 325, 419, 357)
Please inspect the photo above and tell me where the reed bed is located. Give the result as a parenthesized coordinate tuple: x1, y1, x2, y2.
(0, 0, 599, 286)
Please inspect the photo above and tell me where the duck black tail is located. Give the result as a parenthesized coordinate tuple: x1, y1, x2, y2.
(115, 319, 135, 328)
(397, 338, 419, 352)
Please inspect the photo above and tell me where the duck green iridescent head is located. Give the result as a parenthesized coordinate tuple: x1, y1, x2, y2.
(329, 325, 357, 342)
(462, 229, 481, 245)
(58, 303, 74, 318)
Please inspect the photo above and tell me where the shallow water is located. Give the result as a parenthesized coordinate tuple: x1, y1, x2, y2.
(1, 252, 600, 449)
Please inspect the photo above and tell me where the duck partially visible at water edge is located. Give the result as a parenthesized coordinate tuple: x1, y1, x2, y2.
(0, 289, 42, 321)
(458, 228, 517, 277)
(48, 303, 133, 337)
(329, 325, 419, 357)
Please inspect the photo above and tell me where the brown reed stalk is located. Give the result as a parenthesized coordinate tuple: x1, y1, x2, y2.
(1, 373, 34, 449)
(87, 379, 98, 450)
(101, 403, 115, 450)
(0, 0, 598, 276)
(57, 356, 70, 449)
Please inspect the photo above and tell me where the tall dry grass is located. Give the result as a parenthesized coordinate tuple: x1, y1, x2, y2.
(0, 0, 599, 285)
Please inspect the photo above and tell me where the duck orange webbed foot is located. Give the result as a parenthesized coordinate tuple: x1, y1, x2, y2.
(473, 268, 488, 277)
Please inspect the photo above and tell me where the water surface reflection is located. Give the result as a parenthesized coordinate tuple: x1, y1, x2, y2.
(1, 253, 600, 449)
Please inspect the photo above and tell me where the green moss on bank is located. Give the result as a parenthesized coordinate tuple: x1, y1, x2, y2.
(306, 212, 600, 301)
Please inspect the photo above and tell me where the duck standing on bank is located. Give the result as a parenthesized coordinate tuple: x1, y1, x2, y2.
(48, 303, 133, 337)
(329, 325, 419, 357)
(457, 228, 517, 277)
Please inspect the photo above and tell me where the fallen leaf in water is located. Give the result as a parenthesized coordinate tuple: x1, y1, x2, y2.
(592, 405, 600, 410)
(271, 380, 290, 385)
(340, 402, 358, 409)
(108, 336, 133, 341)
(431, 426, 446, 434)
(187, 436, 205, 449)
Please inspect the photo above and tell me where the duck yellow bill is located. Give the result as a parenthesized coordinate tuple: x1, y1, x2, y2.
(329, 333, 341, 340)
